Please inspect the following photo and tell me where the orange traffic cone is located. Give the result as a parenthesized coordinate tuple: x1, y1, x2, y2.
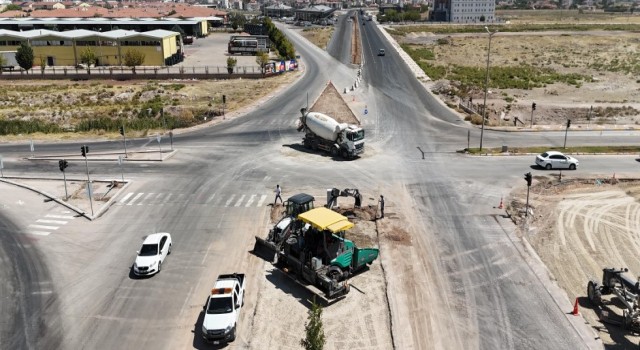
(572, 298, 579, 315)
(498, 197, 504, 209)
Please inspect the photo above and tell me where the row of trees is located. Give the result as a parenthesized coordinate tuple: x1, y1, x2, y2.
(0, 42, 146, 74)
(265, 17, 296, 60)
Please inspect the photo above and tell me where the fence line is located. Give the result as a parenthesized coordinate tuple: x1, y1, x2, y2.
(0, 65, 274, 80)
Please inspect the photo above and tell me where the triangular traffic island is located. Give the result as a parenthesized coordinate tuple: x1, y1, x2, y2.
(309, 82, 360, 125)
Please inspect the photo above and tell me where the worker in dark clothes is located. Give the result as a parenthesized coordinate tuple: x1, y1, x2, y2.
(274, 184, 283, 205)
(379, 195, 384, 218)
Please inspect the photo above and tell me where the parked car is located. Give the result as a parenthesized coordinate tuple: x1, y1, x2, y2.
(535, 151, 579, 170)
(378, 48, 385, 56)
(133, 232, 172, 276)
(183, 36, 194, 45)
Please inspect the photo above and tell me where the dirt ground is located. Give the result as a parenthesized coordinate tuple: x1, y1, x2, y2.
(507, 175, 640, 348)
(397, 31, 640, 129)
(248, 195, 406, 349)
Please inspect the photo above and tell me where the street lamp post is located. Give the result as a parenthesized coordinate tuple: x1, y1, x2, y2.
(479, 27, 496, 152)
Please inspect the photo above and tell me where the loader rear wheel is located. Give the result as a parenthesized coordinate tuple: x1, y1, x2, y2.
(587, 280, 602, 305)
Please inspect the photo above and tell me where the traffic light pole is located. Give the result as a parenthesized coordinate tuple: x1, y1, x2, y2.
(525, 184, 530, 218)
(121, 125, 128, 158)
(62, 166, 68, 201)
(524, 172, 532, 218)
(563, 129, 568, 149)
(83, 146, 94, 217)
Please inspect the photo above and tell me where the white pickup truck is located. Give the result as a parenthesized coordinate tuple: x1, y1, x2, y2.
(201, 273, 245, 344)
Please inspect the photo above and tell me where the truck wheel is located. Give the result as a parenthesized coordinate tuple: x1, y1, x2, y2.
(341, 150, 348, 159)
(331, 148, 338, 157)
(229, 325, 236, 342)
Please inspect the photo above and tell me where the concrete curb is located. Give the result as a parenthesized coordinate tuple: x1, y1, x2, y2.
(460, 151, 640, 156)
(27, 149, 178, 162)
(0, 176, 132, 221)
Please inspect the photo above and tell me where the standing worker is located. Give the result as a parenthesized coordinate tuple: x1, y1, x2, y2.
(274, 184, 283, 205)
(379, 195, 385, 219)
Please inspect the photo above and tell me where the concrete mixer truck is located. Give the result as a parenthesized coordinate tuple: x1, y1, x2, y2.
(297, 108, 365, 159)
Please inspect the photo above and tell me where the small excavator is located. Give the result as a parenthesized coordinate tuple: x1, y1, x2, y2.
(326, 188, 362, 209)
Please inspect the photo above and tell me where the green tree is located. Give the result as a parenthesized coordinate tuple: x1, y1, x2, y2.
(256, 51, 270, 74)
(226, 56, 237, 73)
(229, 12, 247, 31)
(123, 49, 145, 73)
(79, 47, 97, 73)
(15, 42, 33, 73)
(1, 4, 22, 12)
(300, 297, 325, 350)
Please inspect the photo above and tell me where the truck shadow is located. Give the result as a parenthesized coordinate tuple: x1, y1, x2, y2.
(192, 298, 231, 349)
(282, 143, 358, 161)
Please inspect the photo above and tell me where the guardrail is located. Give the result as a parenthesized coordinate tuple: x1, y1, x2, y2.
(0, 65, 275, 80)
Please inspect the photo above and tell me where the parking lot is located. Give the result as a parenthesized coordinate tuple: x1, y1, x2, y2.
(179, 33, 265, 69)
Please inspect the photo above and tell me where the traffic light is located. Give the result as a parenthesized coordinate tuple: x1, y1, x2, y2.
(58, 159, 68, 172)
(119, 125, 125, 136)
(222, 94, 226, 104)
(80, 145, 89, 157)
(566, 119, 571, 128)
(532, 102, 536, 111)
(525, 172, 532, 187)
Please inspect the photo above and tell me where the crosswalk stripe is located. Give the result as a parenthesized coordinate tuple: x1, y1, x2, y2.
(205, 193, 216, 204)
(257, 195, 267, 207)
(127, 193, 144, 206)
(163, 193, 173, 205)
(37, 219, 67, 225)
(138, 193, 155, 206)
(28, 231, 51, 236)
(120, 193, 133, 204)
(45, 214, 75, 220)
(234, 195, 245, 207)
(225, 195, 236, 207)
(245, 194, 256, 207)
(154, 193, 165, 205)
(29, 224, 59, 230)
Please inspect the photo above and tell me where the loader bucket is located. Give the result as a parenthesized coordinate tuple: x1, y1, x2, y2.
(253, 236, 278, 262)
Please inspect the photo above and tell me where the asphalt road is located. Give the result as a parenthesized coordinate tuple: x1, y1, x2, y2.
(0, 13, 636, 350)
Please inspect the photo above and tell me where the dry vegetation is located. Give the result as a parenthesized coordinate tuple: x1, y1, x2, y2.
(391, 19, 640, 128)
(300, 27, 334, 50)
(0, 71, 301, 140)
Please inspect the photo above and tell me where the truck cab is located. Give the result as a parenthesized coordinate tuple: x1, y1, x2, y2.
(202, 273, 245, 345)
(342, 125, 365, 157)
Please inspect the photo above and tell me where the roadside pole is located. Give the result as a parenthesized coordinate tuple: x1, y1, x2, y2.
(563, 119, 571, 149)
(120, 125, 128, 158)
(30, 140, 34, 158)
(81, 145, 94, 216)
(525, 172, 532, 218)
(157, 134, 162, 160)
(0, 156, 3, 177)
(118, 155, 125, 182)
(169, 130, 174, 151)
(59, 159, 69, 200)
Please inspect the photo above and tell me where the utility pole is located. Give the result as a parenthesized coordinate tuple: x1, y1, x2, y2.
(222, 94, 226, 119)
(157, 134, 162, 160)
(118, 155, 125, 182)
(479, 27, 495, 151)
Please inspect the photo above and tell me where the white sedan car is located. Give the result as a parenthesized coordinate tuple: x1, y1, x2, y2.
(535, 151, 579, 170)
(133, 232, 172, 276)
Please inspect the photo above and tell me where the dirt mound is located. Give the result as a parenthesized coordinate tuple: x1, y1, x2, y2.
(309, 82, 360, 125)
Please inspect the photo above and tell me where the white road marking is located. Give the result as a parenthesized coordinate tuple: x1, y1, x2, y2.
(45, 214, 75, 220)
(127, 193, 144, 206)
(225, 195, 236, 207)
(138, 193, 155, 206)
(234, 195, 245, 207)
(120, 192, 134, 204)
(29, 224, 59, 230)
(61, 210, 72, 214)
(31, 290, 53, 295)
(153, 193, 165, 205)
(205, 193, 216, 204)
(257, 195, 267, 207)
(28, 231, 51, 236)
(37, 219, 67, 225)
(162, 193, 173, 205)
(245, 194, 256, 207)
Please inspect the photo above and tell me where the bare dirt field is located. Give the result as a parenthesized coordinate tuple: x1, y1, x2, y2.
(395, 30, 640, 129)
(507, 176, 640, 348)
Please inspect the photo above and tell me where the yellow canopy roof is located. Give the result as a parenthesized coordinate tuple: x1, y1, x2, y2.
(297, 207, 354, 233)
